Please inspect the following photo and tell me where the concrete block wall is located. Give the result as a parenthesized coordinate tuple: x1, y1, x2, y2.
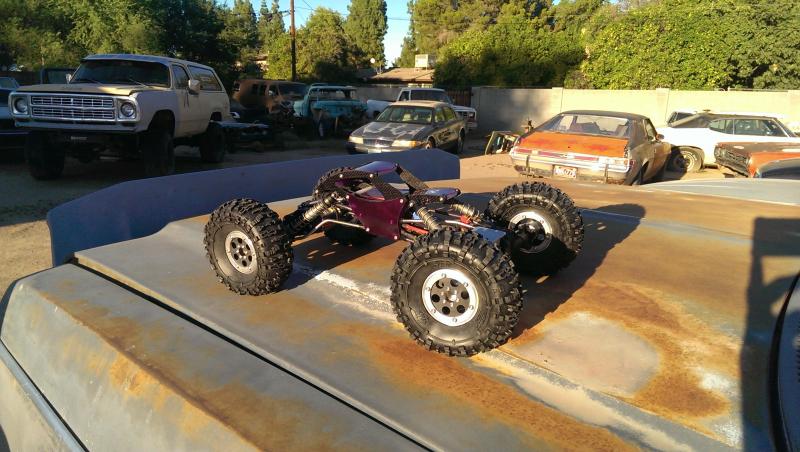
(471, 87, 800, 133)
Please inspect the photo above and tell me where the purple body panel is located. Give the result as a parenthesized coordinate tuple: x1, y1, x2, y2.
(347, 196, 405, 239)
(355, 161, 399, 175)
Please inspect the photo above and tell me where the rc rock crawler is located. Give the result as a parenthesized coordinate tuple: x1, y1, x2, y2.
(204, 161, 584, 356)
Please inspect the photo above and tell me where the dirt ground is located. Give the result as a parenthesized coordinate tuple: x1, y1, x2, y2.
(0, 136, 724, 292)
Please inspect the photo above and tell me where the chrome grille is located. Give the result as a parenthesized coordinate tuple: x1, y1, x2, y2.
(728, 152, 748, 166)
(30, 95, 115, 122)
(364, 138, 394, 147)
(31, 96, 113, 108)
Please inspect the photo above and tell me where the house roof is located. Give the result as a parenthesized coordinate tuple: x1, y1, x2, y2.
(370, 67, 434, 84)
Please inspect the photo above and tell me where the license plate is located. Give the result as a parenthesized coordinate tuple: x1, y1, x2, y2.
(553, 165, 577, 179)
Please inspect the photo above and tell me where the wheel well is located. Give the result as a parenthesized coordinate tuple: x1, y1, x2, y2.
(210, 112, 222, 122)
(148, 110, 175, 135)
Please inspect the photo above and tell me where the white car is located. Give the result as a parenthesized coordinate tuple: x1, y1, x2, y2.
(657, 113, 800, 172)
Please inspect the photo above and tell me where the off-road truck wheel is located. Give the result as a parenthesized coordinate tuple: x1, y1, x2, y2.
(142, 128, 175, 177)
(205, 199, 293, 295)
(391, 229, 523, 356)
(25, 132, 65, 180)
(486, 182, 583, 276)
(312, 167, 374, 246)
(199, 122, 226, 163)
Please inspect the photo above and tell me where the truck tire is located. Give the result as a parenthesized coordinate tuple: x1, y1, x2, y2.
(204, 198, 293, 295)
(25, 132, 65, 180)
(312, 167, 374, 245)
(390, 229, 523, 356)
(485, 182, 583, 276)
(142, 129, 175, 177)
(199, 122, 226, 163)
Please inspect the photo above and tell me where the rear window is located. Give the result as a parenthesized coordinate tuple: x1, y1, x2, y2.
(277, 83, 306, 96)
(540, 113, 632, 138)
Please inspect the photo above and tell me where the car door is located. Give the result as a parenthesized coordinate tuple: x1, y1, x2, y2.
(643, 118, 669, 176)
(433, 107, 452, 147)
(444, 106, 461, 143)
(170, 65, 195, 137)
(187, 66, 227, 133)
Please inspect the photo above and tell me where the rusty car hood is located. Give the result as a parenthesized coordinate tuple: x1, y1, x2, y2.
(3, 178, 799, 450)
(519, 131, 628, 157)
(15, 83, 165, 96)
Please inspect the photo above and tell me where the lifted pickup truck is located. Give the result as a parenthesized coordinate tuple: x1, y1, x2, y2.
(1, 156, 798, 449)
(367, 87, 477, 131)
(9, 54, 233, 179)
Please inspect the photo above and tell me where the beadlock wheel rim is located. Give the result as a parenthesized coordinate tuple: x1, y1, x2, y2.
(225, 230, 257, 274)
(509, 210, 553, 253)
(422, 268, 479, 326)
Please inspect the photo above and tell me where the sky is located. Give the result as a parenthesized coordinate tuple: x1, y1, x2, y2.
(245, 0, 411, 65)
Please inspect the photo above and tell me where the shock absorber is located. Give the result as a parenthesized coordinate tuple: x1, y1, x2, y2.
(448, 202, 482, 221)
(284, 193, 338, 237)
(415, 206, 441, 232)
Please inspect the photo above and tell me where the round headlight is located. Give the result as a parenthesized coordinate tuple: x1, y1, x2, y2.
(120, 102, 136, 118)
(13, 98, 28, 114)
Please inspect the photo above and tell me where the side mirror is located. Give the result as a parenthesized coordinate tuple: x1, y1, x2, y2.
(65, 73, 72, 83)
(187, 79, 201, 94)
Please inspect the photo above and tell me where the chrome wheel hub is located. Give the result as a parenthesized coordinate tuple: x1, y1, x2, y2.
(422, 268, 479, 326)
(225, 230, 257, 274)
(509, 210, 552, 253)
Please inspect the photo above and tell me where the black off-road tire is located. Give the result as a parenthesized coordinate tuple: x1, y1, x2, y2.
(25, 132, 65, 180)
(486, 182, 583, 276)
(199, 122, 226, 163)
(204, 199, 293, 295)
(142, 129, 175, 177)
(391, 229, 523, 356)
(312, 167, 374, 246)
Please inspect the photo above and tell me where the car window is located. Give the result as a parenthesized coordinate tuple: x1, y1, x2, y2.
(709, 119, 734, 134)
(232, 82, 240, 92)
(444, 107, 457, 121)
(376, 106, 433, 124)
(188, 66, 222, 91)
(435, 107, 447, 123)
(277, 83, 306, 96)
(259, 84, 267, 96)
(411, 90, 448, 102)
(541, 114, 631, 137)
(734, 119, 783, 136)
(644, 119, 657, 139)
(250, 83, 258, 95)
(171, 65, 189, 89)
(399, 91, 409, 101)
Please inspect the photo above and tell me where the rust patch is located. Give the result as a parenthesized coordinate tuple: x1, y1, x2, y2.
(36, 286, 367, 451)
(515, 280, 733, 422)
(330, 322, 636, 451)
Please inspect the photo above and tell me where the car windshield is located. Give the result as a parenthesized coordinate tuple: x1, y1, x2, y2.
(310, 88, 354, 100)
(411, 90, 451, 103)
(540, 113, 632, 137)
(376, 106, 434, 124)
(70, 60, 170, 87)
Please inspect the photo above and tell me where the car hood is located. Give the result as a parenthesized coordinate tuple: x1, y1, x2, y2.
(15, 83, 166, 96)
(7, 178, 799, 450)
(355, 121, 431, 141)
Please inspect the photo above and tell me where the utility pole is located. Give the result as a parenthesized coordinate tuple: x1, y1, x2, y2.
(290, 0, 296, 81)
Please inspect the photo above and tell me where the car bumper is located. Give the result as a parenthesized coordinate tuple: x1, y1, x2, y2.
(346, 142, 423, 154)
(14, 119, 141, 134)
(0, 340, 82, 451)
(714, 150, 750, 176)
(510, 153, 633, 185)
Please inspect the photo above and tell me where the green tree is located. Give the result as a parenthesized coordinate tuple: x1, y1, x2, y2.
(582, 0, 800, 89)
(297, 7, 352, 81)
(258, 0, 285, 48)
(344, 0, 387, 68)
(220, 0, 260, 75)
